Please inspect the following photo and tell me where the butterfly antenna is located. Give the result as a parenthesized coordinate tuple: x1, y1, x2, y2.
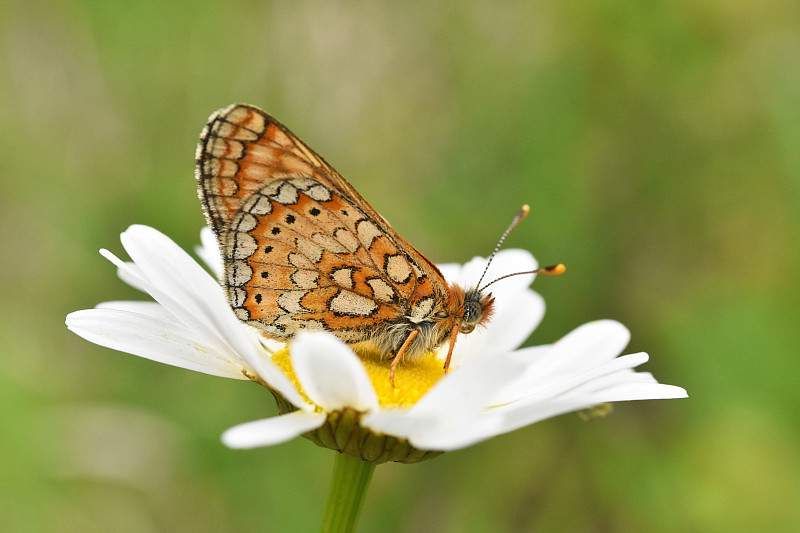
(479, 263, 566, 292)
(475, 205, 531, 289)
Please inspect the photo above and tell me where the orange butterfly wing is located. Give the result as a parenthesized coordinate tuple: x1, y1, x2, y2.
(196, 104, 452, 345)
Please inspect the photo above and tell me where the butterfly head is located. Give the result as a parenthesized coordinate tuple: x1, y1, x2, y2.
(459, 286, 495, 334)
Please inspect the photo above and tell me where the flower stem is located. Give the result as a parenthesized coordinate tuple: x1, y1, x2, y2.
(320, 452, 376, 533)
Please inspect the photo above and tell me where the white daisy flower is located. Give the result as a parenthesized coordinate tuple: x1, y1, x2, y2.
(66, 225, 687, 463)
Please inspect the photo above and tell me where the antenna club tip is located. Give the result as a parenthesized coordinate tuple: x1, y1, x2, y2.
(540, 263, 566, 275)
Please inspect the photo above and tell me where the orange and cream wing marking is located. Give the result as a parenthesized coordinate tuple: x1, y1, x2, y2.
(195, 104, 457, 352)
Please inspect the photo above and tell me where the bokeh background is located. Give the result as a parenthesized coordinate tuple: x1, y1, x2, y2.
(2, 1, 798, 531)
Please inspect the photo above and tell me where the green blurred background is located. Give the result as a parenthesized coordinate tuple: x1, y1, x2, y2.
(2, 1, 798, 531)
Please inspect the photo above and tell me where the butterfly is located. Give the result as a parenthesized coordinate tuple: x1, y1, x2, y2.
(195, 104, 563, 381)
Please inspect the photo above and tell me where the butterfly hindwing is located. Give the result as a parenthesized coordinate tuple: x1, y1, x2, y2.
(224, 177, 410, 339)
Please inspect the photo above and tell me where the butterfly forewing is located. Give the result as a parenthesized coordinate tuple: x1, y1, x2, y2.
(197, 106, 328, 235)
(196, 104, 452, 346)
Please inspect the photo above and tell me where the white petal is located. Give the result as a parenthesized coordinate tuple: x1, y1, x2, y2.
(101, 249, 152, 294)
(259, 337, 288, 355)
(550, 354, 654, 399)
(103, 231, 234, 356)
(361, 410, 442, 440)
(554, 365, 688, 402)
(96, 300, 175, 321)
(491, 354, 687, 435)
(99, 227, 307, 408)
(221, 411, 326, 449)
(457, 249, 537, 295)
(488, 344, 554, 405)
(409, 413, 505, 451)
(291, 332, 379, 411)
(410, 349, 527, 429)
(450, 288, 545, 362)
(487, 289, 545, 349)
(497, 398, 594, 432)
(362, 353, 526, 449)
(440, 249, 544, 364)
(549, 320, 631, 370)
(119, 226, 304, 405)
(505, 320, 631, 394)
(92, 302, 301, 400)
(481, 250, 538, 313)
(196, 227, 223, 278)
(244, 338, 313, 411)
(504, 352, 652, 410)
(436, 262, 462, 284)
(66, 309, 247, 379)
(589, 382, 688, 402)
(120, 225, 238, 346)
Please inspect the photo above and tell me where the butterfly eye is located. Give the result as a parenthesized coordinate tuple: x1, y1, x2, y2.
(461, 300, 483, 332)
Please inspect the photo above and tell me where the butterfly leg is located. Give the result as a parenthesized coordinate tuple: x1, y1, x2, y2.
(442, 323, 460, 374)
(390, 329, 420, 386)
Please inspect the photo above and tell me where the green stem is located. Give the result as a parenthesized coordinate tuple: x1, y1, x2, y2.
(320, 452, 377, 533)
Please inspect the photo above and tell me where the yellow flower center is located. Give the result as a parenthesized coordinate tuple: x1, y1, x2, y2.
(270, 344, 446, 408)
